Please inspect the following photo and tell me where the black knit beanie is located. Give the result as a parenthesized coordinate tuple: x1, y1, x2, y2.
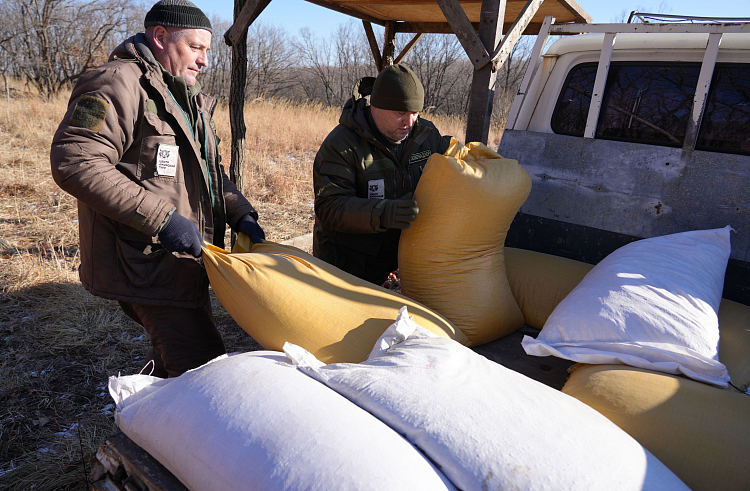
(370, 64, 424, 112)
(144, 0, 212, 33)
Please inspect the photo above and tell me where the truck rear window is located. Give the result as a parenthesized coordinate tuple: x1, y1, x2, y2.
(696, 64, 750, 154)
(551, 62, 750, 155)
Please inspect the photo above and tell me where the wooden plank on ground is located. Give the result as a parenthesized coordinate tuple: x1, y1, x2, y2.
(106, 432, 189, 490)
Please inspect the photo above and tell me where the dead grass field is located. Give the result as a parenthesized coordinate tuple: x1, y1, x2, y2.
(0, 84, 501, 490)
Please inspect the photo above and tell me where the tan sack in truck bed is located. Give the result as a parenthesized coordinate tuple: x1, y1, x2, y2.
(399, 140, 530, 346)
(202, 240, 467, 364)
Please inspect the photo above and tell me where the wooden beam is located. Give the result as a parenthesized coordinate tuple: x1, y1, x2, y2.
(396, 21, 479, 33)
(556, 0, 593, 23)
(224, 0, 272, 47)
(489, 0, 543, 71)
(303, 0, 384, 25)
(362, 20, 383, 70)
(396, 21, 551, 34)
(394, 33, 423, 64)
(436, 0, 491, 69)
(382, 20, 397, 68)
(465, 0, 506, 144)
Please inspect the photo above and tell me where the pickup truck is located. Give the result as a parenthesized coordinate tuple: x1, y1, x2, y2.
(500, 16, 750, 306)
(89, 14, 750, 491)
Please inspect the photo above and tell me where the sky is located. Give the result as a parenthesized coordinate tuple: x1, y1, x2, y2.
(190, 0, 750, 38)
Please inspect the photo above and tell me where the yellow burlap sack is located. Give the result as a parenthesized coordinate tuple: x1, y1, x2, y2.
(399, 140, 530, 346)
(505, 247, 750, 390)
(202, 239, 467, 364)
(717, 299, 750, 391)
(562, 364, 750, 491)
(505, 247, 594, 330)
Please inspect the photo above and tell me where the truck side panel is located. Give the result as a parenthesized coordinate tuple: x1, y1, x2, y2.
(499, 130, 750, 304)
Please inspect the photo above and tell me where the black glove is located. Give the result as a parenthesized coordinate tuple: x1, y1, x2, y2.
(380, 193, 419, 230)
(236, 214, 266, 244)
(157, 212, 203, 258)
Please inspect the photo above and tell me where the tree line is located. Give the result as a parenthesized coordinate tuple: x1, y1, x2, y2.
(0, 0, 532, 121)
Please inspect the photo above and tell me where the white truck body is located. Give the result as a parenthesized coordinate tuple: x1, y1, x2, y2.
(499, 23, 750, 305)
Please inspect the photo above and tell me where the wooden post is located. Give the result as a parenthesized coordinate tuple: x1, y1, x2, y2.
(394, 33, 424, 64)
(382, 21, 397, 68)
(465, 0, 506, 144)
(229, 0, 249, 247)
(362, 20, 383, 71)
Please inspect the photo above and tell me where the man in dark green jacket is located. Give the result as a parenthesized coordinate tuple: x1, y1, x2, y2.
(313, 64, 452, 285)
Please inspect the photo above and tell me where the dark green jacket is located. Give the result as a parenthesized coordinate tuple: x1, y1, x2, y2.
(313, 77, 452, 284)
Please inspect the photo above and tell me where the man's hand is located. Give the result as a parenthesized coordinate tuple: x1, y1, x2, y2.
(157, 212, 203, 258)
(381, 192, 419, 229)
(236, 214, 266, 244)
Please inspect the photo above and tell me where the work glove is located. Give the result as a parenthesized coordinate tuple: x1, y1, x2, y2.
(236, 214, 266, 244)
(380, 192, 419, 230)
(157, 212, 203, 258)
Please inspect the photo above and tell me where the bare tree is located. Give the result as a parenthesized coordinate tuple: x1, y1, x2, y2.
(490, 35, 534, 123)
(246, 22, 298, 100)
(1, 0, 132, 97)
(198, 17, 233, 99)
(295, 21, 376, 107)
(402, 33, 465, 114)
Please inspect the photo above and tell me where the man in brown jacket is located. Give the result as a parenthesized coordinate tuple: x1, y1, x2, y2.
(50, 0, 264, 377)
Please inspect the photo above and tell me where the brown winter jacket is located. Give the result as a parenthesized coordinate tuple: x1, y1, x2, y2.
(50, 34, 256, 308)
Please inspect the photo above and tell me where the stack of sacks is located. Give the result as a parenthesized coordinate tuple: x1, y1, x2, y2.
(514, 226, 750, 490)
(109, 352, 457, 491)
(399, 140, 531, 346)
(202, 240, 467, 364)
(285, 307, 689, 491)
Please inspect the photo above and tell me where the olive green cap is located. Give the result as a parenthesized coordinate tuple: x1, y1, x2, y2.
(370, 64, 424, 112)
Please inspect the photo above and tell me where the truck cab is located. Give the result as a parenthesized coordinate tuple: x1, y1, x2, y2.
(499, 23, 750, 305)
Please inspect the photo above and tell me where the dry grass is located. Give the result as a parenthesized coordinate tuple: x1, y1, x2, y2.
(0, 82, 493, 490)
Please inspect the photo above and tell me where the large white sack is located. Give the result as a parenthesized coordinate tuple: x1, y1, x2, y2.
(286, 308, 689, 491)
(109, 352, 456, 491)
(522, 227, 732, 386)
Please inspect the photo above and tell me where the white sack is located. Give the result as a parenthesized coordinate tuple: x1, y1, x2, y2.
(110, 351, 456, 491)
(522, 227, 732, 386)
(286, 308, 689, 491)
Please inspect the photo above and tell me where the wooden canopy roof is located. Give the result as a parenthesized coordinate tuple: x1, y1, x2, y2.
(304, 0, 591, 34)
(223, 0, 593, 155)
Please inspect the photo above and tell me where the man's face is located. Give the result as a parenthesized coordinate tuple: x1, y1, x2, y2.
(370, 106, 419, 142)
(152, 27, 211, 86)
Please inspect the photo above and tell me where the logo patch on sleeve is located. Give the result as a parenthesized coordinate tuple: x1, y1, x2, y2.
(409, 150, 431, 164)
(69, 95, 109, 132)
